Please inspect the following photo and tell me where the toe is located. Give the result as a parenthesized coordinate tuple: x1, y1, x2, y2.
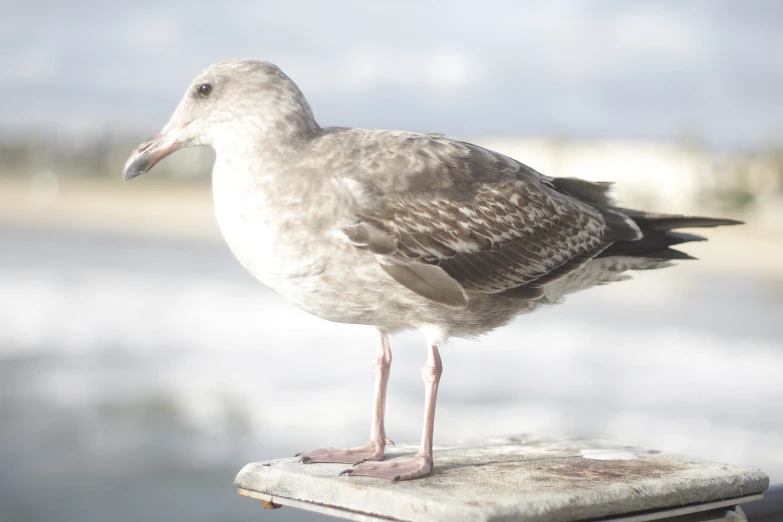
(343, 455, 432, 480)
(295, 441, 386, 465)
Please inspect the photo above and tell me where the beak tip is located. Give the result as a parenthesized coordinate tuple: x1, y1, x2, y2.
(122, 169, 138, 182)
(122, 150, 153, 182)
(122, 167, 137, 183)
(123, 128, 184, 183)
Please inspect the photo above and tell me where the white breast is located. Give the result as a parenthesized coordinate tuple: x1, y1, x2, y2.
(211, 160, 328, 298)
(208, 156, 403, 327)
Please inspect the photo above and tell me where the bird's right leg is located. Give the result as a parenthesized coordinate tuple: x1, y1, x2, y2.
(297, 328, 393, 465)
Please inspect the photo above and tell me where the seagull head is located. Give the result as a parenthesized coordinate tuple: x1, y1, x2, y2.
(123, 59, 318, 181)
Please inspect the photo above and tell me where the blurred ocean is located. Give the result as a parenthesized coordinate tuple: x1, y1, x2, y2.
(1, 226, 781, 522)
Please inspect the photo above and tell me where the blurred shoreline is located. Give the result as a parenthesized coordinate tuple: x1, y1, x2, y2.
(0, 177, 219, 242)
(2, 176, 781, 280)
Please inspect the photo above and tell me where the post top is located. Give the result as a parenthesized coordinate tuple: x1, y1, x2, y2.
(235, 435, 768, 522)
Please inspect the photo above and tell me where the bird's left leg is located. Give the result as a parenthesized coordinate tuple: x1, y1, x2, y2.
(297, 328, 393, 464)
(342, 341, 442, 481)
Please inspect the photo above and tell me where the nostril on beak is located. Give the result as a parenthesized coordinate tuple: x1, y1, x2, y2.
(138, 140, 156, 153)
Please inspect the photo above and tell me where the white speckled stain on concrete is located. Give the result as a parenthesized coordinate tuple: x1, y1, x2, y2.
(579, 448, 639, 460)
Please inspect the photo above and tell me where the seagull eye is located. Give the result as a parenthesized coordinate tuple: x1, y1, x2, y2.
(197, 83, 213, 97)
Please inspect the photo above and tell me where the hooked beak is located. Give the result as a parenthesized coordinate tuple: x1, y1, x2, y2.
(122, 124, 189, 182)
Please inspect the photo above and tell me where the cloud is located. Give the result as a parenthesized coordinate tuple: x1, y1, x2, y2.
(1, 0, 782, 147)
(322, 48, 478, 92)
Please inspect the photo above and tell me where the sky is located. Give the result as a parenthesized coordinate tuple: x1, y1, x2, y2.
(2, 0, 782, 149)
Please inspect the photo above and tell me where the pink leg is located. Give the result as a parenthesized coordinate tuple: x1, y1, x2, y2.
(297, 329, 393, 465)
(342, 342, 442, 481)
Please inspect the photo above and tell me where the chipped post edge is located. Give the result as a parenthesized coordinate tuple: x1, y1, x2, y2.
(238, 489, 282, 511)
(238, 487, 395, 522)
(237, 487, 765, 522)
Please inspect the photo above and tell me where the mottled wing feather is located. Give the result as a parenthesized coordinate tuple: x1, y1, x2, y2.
(541, 256, 671, 304)
(354, 180, 611, 295)
(380, 263, 468, 308)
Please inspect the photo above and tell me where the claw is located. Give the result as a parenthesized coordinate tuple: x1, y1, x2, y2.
(386, 438, 395, 446)
(294, 452, 301, 457)
(353, 459, 368, 466)
(339, 469, 354, 476)
(299, 456, 312, 464)
(392, 475, 401, 482)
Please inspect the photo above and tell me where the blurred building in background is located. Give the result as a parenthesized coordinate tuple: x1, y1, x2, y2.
(2, 135, 781, 234)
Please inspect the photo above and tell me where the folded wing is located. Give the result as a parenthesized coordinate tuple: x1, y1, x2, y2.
(343, 179, 623, 308)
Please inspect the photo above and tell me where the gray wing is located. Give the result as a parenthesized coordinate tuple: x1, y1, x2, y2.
(324, 130, 640, 308)
(344, 178, 614, 308)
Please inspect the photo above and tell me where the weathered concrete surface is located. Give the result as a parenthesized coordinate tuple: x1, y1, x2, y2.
(235, 435, 769, 522)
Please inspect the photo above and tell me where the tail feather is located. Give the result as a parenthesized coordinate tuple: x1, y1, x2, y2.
(637, 248, 698, 261)
(617, 208, 744, 230)
(599, 209, 743, 260)
(549, 175, 743, 261)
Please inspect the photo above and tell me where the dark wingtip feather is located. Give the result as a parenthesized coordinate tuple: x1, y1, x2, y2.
(643, 248, 699, 261)
(617, 210, 745, 231)
(598, 209, 741, 260)
(551, 177, 616, 206)
(667, 231, 707, 243)
(667, 217, 744, 229)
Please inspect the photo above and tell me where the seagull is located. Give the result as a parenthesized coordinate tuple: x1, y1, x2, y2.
(123, 59, 741, 481)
